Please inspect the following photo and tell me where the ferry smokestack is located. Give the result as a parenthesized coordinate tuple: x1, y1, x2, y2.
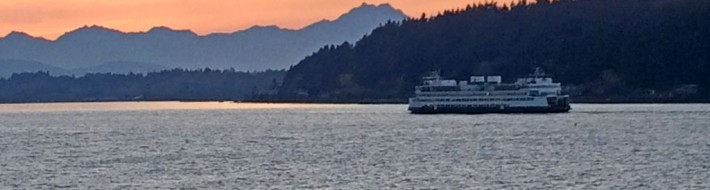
(487, 76, 502, 84)
(470, 76, 485, 83)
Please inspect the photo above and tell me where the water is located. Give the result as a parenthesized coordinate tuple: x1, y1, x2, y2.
(0, 102, 709, 189)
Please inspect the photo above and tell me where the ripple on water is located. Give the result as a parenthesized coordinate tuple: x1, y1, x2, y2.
(0, 103, 709, 189)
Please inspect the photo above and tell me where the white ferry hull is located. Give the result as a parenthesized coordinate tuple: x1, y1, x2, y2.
(408, 95, 571, 114)
(408, 104, 570, 114)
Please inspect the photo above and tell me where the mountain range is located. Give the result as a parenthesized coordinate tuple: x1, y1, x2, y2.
(0, 3, 406, 77)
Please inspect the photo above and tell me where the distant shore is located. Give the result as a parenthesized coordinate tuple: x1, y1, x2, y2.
(2, 98, 708, 105)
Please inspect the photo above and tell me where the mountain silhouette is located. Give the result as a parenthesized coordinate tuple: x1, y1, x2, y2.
(0, 3, 406, 76)
(0, 59, 69, 77)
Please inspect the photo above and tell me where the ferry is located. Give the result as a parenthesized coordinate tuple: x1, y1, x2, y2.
(408, 68, 570, 114)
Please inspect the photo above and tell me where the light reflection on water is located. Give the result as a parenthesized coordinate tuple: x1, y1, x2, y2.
(0, 103, 708, 189)
(0, 101, 347, 112)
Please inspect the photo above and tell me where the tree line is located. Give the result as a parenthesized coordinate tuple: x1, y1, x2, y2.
(0, 69, 285, 103)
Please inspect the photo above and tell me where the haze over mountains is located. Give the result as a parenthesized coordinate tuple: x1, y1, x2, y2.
(0, 3, 406, 77)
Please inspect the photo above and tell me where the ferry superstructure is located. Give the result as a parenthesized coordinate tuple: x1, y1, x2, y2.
(408, 68, 570, 114)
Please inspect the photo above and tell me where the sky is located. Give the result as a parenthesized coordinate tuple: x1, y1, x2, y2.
(0, 0, 515, 40)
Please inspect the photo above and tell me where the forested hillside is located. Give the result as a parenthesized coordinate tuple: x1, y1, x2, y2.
(0, 69, 284, 103)
(281, 0, 710, 102)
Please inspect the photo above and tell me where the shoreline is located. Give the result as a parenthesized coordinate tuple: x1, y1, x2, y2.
(0, 99, 708, 105)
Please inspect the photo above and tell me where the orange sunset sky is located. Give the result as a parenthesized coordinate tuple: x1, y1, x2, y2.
(0, 0, 515, 40)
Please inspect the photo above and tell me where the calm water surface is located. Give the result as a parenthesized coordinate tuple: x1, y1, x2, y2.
(0, 102, 709, 189)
